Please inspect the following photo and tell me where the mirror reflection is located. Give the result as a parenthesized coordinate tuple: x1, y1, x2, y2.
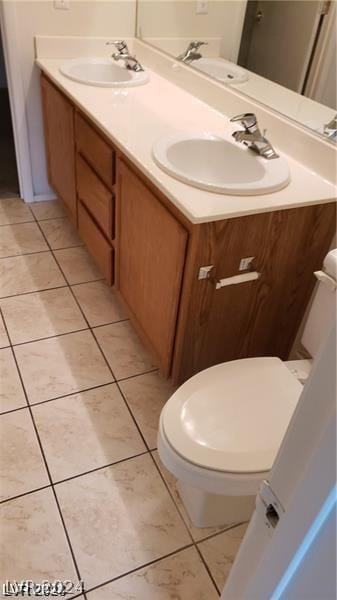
(137, 0, 337, 141)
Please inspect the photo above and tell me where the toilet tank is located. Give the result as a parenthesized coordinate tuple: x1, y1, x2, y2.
(302, 249, 336, 358)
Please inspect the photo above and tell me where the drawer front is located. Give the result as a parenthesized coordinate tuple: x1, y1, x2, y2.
(76, 113, 115, 187)
(76, 154, 114, 239)
(78, 203, 114, 285)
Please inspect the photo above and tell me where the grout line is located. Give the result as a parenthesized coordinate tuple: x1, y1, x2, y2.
(8, 343, 86, 596)
(82, 543, 195, 596)
(0, 381, 114, 412)
(0, 403, 28, 418)
(0, 484, 52, 506)
(0, 310, 30, 414)
(148, 452, 195, 543)
(37, 215, 76, 223)
(31, 218, 154, 460)
(0, 243, 84, 262)
(6, 319, 130, 349)
(31, 214, 73, 223)
(88, 326, 152, 453)
(195, 520, 249, 546)
(36, 217, 104, 287)
(0, 248, 52, 261)
(0, 283, 69, 301)
(87, 318, 129, 331)
(0, 371, 158, 414)
(113, 366, 158, 384)
(148, 450, 221, 596)
(52, 450, 150, 487)
(194, 544, 221, 595)
(10, 326, 90, 348)
(38, 243, 84, 252)
(0, 219, 36, 227)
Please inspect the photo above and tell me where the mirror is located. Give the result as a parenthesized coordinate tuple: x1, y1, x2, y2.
(136, 0, 337, 142)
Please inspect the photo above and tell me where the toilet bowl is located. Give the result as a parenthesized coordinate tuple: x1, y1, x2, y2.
(158, 249, 336, 528)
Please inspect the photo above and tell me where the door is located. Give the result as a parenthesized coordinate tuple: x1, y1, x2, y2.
(238, 0, 323, 93)
(41, 76, 77, 223)
(117, 160, 188, 375)
(0, 27, 19, 197)
(222, 326, 336, 599)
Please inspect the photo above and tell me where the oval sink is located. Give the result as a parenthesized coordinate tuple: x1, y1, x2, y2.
(60, 57, 149, 88)
(194, 58, 248, 84)
(153, 134, 290, 195)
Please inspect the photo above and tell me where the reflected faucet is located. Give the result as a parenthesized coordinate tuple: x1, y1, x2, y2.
(106, 39, 145, 72)
(177, 41, 207, 63)
(323, 114, 337, 141)
(230, 113, 279, 159)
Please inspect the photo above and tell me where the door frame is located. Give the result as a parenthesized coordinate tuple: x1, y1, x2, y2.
(304, 0, 336, 100)
(0, 1, 34, 202)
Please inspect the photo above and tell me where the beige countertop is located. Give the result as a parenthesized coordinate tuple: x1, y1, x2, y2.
(36, 57, 336, 224)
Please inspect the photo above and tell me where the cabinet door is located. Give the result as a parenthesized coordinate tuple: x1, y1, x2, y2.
(41, 76, 77, 223)
(117, 161, 188, 374)
(173, 204, 336, 383)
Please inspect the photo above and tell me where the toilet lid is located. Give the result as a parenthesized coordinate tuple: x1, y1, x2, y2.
(162, 357, 302, 473)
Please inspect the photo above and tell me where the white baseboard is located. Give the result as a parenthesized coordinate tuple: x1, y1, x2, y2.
(26, 192, 58, 203)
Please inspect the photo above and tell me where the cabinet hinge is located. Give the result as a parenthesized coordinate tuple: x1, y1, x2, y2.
(198, 265, 214, 280)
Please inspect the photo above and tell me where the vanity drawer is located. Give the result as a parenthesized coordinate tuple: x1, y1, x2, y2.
(78, 203, 114, 285)
(76, 154, 114, 239)
(76, 113, 115, 187)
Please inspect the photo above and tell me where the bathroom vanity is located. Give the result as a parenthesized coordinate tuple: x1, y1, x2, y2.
(40, 71, 336, 385)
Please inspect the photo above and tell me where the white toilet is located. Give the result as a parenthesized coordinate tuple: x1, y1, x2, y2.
(158, 249, 336, 528)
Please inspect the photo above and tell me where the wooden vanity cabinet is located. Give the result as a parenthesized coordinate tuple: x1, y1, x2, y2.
(41, 75, 116, 284)
(171, 205, 336, 383)
(116, 160, 335, 382)
(117, 160, 188, 375)
(40, 74, 336, 385)
(41, 75, 77, 224)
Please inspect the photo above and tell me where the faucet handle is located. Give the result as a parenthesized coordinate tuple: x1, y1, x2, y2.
(189, 40, 208, 50)
(230, 113, 257, 131)
(106, 39, 129, 54)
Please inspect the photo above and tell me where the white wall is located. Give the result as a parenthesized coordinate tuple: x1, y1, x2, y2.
(307, 2, 336, 110)
(0, 29, 7, 87)
(138, 1, 247, 63)
(9, 1, 136, 198)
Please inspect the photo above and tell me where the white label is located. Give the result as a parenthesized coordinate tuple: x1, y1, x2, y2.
(196, 1, 208, 14)
(54, 0, 70, 10)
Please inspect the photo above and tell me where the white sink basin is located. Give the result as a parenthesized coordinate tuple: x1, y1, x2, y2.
(153, 134, 290, 195)
(60, 57, 149, 88)
(194, 58, 248, 84)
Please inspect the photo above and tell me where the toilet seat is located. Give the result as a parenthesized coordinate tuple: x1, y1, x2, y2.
(161, 357, 302, 475)
(158, 416, 269, 495)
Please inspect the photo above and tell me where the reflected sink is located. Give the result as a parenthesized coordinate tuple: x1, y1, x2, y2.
(60, 57, 149, 88)
(153, 134, 290, 195)
(194, 58, 248, 84)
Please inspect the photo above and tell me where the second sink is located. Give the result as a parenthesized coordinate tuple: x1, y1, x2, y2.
(153, 133, 290, 195)
(194, 58, 249, 84)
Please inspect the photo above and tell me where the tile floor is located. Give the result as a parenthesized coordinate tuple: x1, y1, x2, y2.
(0, 197, 248, 599)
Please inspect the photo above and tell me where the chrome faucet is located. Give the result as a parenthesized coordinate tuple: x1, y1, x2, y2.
(112, 53, 144, 72)
(177, 41, 207, 63)
(323, 114, 337, 141)
(106, 40, 145, 72)
(230, 113, 279, 159)
(106, 39, 129, 55)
